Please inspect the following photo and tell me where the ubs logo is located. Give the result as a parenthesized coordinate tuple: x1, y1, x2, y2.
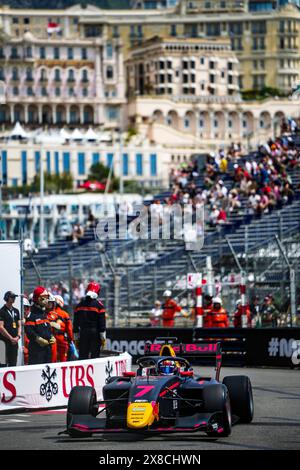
(40, 365, 58, 402)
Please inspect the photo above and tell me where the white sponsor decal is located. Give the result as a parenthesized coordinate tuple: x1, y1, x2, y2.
(268, 337, 300, 365)
(106, 339, 145, 356)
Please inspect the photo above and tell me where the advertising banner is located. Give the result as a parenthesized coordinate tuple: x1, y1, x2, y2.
(0, 352, 131, 412)
(107, 328, 194, 360)
(245, 328, 300, 367)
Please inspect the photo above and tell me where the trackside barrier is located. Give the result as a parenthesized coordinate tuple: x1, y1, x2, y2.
(107, 327, 300, 367)
(0, 352, 131, 413)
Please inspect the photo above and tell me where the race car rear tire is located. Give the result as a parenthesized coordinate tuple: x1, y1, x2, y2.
(203, 384, 232, 437)
(67, 385, 97, 436)
(222, 375, 254, 423)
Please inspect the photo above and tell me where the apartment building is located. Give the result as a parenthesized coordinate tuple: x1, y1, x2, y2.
(0, 6, 126, 128)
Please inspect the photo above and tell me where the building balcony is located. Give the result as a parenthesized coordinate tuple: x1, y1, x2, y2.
(171, 94, 242, 104)
(278, 69, 299, 75)
(9, 54, 21, 59)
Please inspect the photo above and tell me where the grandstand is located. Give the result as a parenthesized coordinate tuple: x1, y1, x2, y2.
(22, 136, 300, 324)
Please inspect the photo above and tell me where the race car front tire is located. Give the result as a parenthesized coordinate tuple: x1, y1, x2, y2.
(202, 384, 232, 437)
(222, 375, 254, 423)
(67, 385, 98, 436)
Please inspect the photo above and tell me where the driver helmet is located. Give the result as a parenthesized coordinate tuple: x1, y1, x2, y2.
(159, 360, 177, 375)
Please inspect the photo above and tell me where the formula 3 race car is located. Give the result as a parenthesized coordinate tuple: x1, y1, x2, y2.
(65, 338, 254, 438)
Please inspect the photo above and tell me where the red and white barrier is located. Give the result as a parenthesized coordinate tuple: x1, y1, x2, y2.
(240, 273, 248, 328)
(195, 275, 204, 328)
(0, 352, 131, 413)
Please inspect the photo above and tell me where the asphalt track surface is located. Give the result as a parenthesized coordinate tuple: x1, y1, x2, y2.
(0, 366, 299, 450)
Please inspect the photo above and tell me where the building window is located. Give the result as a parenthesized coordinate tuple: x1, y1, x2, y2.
(82, 69, 88, 82)
(170, 24, 177, 37)
(21, 151, 27, 185)
(11, 47, 19, 59)
(92, 153, 100, 165)
(26, 46, 32, 58)
(26, 67, 33, 80)
(13, 86, 19, 96)
(54, 69, 61, 81)
(150, 154, 157, 176)
(41, 87, 47, 96)
(184, 118, 190, 128)
(123, 153, 129, 176)
(55, 87, 60, 97)
(63, 152, 70, 172)
(106, 66, 114, 80)
(78, 153, 85, 175)
(112, 26, 119, 38)
(56, 109, 63, 123)
(13, 17, 19, 24)
(251, 21, 266, 34)
(206, 23, 220, 36)
(1, 150, 7, 185)
(69, 88, 75, 97)
(54, 47, 60, 59)
(106, 106, 118, 121)
(82, 88, 88, 97)
(24, 18, 30, 24)
(27, 86, 33, 96)
(106, 43, 113, 59)
(35, 151, 40, 172)
(84, 25, 102, 38)
(107, 153, 114, 169)
(55, 152, 59, 175)
(136, 154, 143, 176)
(70, 109, 78, 123)
(81, 48, 87, 60)
(67, 47, 73, 60)
(68, 69, 75, 81)
(200, 57, 205, 65)
(12, 67, 19, 80)
(46, 151, 51, 174)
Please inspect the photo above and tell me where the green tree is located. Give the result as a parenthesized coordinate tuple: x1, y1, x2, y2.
(88, 162, 110, 182)
(29, 172, 73, 193)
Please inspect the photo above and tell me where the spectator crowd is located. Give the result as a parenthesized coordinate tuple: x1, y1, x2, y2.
(167, 137, 300, 228)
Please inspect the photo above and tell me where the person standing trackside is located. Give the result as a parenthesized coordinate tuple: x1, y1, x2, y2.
(54, 295, 74, 362)
(161, 290, 182, 328)
(0, 291, 21, 366)
(25, 286, 55, 365)
(73, 282, 106, 360)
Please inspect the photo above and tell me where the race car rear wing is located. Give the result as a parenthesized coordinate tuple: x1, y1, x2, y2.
(144, 337, 222, 380)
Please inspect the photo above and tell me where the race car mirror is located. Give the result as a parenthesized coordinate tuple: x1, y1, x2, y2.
(123, 371, 136, 377)
(180, 370, 194, 377)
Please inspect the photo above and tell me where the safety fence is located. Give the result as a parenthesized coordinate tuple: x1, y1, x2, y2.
(106, 327, 300, 368)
